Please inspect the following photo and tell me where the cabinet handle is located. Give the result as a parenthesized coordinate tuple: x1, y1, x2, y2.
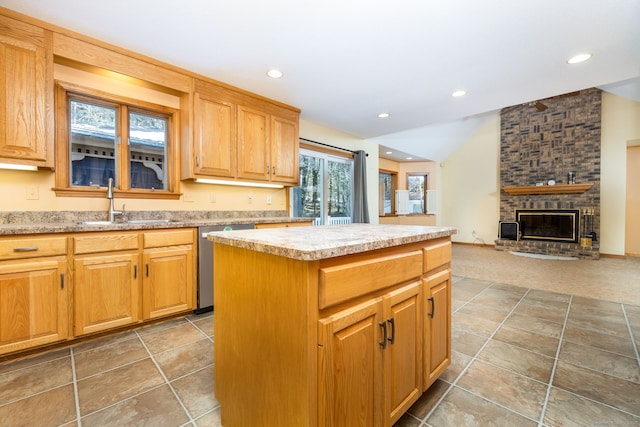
(134, 265, 137, 279)
(13, 247, 38, 252)
(387, 317, 395, 344)
(196, 155, 200, 167)
(428, 297, 435, 318)
(60, 273, 65, 289)
(272, 166, 275, 175)
(146, 263, 149, 277)
(379, 321, 387, 349)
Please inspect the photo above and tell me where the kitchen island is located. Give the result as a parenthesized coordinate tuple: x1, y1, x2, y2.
(207, 224, 456, 427)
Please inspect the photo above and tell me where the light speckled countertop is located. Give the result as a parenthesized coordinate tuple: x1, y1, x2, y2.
(207, 224, 457, 261)
(0, 214, 310, 236)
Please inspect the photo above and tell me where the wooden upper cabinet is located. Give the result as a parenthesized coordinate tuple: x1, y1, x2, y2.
(237, 105, 270, 181)
(186, 79, 300, 185)
(192, 91, 237, 178)
(0, 15, 52, 167)
(271, 114, 299, 184)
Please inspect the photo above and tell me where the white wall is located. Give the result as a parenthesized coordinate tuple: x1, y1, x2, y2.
(299, 119, 379, 223)
(601, 92, 640, 255)
(440, 93, 640, 256)
(440, 115, 500, 244)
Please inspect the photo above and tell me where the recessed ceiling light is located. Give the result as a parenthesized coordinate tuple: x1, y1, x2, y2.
(266, 69, 283, 79)
(378, 112, 390, 118)
(567, 53, 592, 64)
(385, 151, 393, 155)
(406, 157, 413, 160)
(451, 90, 467, 97)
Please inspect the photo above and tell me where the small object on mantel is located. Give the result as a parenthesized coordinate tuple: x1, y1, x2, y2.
(547, 179, 556, 186)
(535, 182, 544, 187)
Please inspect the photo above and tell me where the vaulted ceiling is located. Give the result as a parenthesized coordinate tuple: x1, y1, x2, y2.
(3, 0, 640, 161)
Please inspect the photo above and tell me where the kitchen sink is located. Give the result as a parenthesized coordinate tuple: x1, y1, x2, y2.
(76, 221, 114, 226)
(126, 219, 178, 224)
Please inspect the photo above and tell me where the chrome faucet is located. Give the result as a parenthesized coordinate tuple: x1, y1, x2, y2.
(107, 178, 125, 222)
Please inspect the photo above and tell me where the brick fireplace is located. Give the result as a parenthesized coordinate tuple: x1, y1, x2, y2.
(495, 88, 601, 259)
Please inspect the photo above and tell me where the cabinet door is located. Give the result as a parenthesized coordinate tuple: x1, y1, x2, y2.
(193, 92, 236, 177)
(74, 253, 140, 335)
(423, 269, 451, 389)
(384, 281, 422, 425)
(0, 258, 68, 355)
(270, 115, 299, 184)
(318, 298, 384, 427)
(142, 246, 194, 319)
(0, 16, 49, 165)
(237, 105, 269, 181)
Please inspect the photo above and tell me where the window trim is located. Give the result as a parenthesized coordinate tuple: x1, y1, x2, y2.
(378, 169, 398, 216)
(54, 81, 181, 199)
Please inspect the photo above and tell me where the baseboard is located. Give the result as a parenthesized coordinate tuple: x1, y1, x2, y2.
(452, 241, 494, 248)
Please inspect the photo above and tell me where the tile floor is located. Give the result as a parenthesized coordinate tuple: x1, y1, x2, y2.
(1, 276, 639, 426)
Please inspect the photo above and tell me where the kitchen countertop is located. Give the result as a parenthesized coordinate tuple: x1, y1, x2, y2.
(0, 216, 310, 236)
(207, 224, 457, 261)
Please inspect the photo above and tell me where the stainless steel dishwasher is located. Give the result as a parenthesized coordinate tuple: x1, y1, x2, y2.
(196, 223, 254, 314)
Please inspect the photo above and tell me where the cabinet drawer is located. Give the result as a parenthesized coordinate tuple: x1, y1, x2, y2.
(0, 236, 67, 260)
(143, 229, 194, 248)
(422, 240, 451, 272)
(319, 251, 422, 309)
(74, 232, 139, 254)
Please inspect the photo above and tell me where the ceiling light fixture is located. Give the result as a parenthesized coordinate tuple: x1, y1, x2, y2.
(567, 53, 592, 64)
(385, 151, 393, 155)
(378, 113, 390, 118)
(266, 69, 283, 79)
(451, 90, 467, 97)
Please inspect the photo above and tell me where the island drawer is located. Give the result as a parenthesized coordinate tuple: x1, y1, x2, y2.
(74, 232, 139, 255)
(319, 250, 423, 309)
(422, 239, 451, 272)
(0, 236, 67, 260)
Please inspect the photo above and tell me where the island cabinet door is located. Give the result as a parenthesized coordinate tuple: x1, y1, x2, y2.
(383, 281, 423, 426)
(423, 269, 452, 389)
(318, 297, 385, 427)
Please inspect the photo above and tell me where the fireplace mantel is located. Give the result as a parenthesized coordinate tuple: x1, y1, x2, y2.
(502, 183, 593, 195)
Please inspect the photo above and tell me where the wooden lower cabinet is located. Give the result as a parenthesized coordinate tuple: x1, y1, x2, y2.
(0, 257, 69, 354)
(318, 281, 422, 427)
(423, 269, 452, 389)
(73, 252, 140, 335)
(142, 245, 194, 319)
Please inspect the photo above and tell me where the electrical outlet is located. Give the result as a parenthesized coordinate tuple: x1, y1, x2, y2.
(26, 186, 39, 200)
(266, 195, 272, 205)
(248, 192, 253, 204)
(210, 192, 216, 203)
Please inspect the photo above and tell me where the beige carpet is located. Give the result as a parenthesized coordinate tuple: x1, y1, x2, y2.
(452, 244, 640, 306)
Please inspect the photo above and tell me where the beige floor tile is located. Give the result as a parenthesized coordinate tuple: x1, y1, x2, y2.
(553, 360, 640, 416)
(172, 365, 218, 419)
(567, 305, 630, 338)
(563, 324, 637, 357)
(136, 317, 189, 336)
(451, 328, 488, 357)
(478, 339, 554, 382)
(192, 314, 214, 337)
(521, 290, 571, 311)
(77, 358, 165, 415)
(544, 386, 640, 427)
(194, 407, 223, 427)
(0, 348, 70, 375)
(0, 384, 76, 426)
(452, 277, 493, 295)
(468, 292, 521, 312)
(456, 359, 548, 420)
(0, 356, 73, 404)
(392, 412, 422, 426)
(488, 282, 528, 297)
(493, 325, 560, 357)
(559, 340, 640, 382)
(426, 386, 537, 427)
(439, 350, 472, 383)
(452, 311, 502, 337)
(81, 385, 189, 426)
(154, 338, 214, 381)
(72, 330, 138, 354)
(503, 312, 564, 338)
(406, 379, 449, 419)
(140, 321, 206, 354)
(456, 301, 511, 323)
(73, 336, 148, 379)
(512, 302, 568, 324)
